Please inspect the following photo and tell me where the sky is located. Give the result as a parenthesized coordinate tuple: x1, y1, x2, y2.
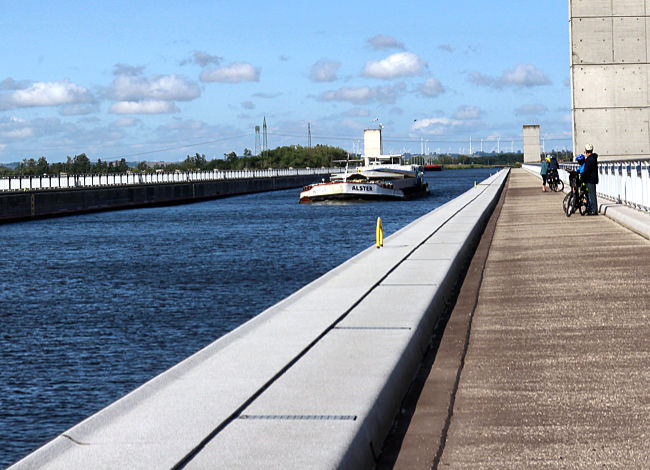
(0, 0, 572, 164)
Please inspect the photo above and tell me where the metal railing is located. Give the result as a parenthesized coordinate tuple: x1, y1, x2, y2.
(0, 167, 342, 192)
(523, 161, 650, 213)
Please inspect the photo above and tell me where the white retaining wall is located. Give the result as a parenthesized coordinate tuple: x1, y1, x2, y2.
(10, 169, 509, 470)
(0, 168, 343, 192)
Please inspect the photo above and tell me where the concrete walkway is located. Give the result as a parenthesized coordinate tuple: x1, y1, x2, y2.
(381, 169, 650, 469)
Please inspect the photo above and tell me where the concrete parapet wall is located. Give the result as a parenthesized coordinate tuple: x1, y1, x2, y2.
(10, 169, 509, 470)
(0, 174, 321, 223)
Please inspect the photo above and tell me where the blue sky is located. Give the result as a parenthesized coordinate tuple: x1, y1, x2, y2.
(0, 1, 571, 163)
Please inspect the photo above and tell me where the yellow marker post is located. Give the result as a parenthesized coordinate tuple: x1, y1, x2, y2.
(376, 217, 383, 248)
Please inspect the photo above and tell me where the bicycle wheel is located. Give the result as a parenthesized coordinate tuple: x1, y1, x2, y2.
(579, 193, 589, 215)
(565, 192, 575, 217)
(548, 180, 558, 192)
(554, 179, 564, 192)
(562, 192, 570, 214)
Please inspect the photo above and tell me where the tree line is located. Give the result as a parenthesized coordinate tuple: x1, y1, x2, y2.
(0, 154, 130, 176)
(0, 147, 572, 177)
(0, 144, 349, 176)
(420, 149, 573, 167)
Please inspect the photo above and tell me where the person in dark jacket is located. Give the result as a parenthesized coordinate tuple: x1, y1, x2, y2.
(582, 144, 599, 215)
(547, 154, 559, 184)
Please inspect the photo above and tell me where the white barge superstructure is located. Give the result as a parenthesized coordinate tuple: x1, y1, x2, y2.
(299, 128, 428, 203)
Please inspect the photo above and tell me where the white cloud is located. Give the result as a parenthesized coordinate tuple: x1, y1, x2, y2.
(2, 127, 34, 138)
(367, 34, 405, 51)
(320, 87, 371, 104)
(111, 74, 200, 101)
(181, 51, 222, 67)
(0, 80, 93, 110)
(514, 103, 549, 116)
(109, 100, 179, 114)
(362, 52, 426, 79)
(418, 78, 445, 97)
(0, 116, 60, 141)
(453, 105, 482, 120)
(241, 101, 255, 109)
(113, 64, 145, 76)
(1, 77, 30, 90)
(309, 59, 341, 82)
(200, 62, 260, 83)
(318, 83, 406, 104)
(469, 64, 551, 89)
(412, 117, 463, 135)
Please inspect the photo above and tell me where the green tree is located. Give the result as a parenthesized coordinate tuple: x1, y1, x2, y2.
(36, 156, 49, 174)
(116, 158, 129, 173)
(72, 153, 91, 174)
(17, 158, 37, 175)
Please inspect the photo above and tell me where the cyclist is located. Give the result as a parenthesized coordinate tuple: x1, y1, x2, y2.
(540, 155, 549, 192)
(546, 154, 560, 190)
(576, 154, 586, 174)
(564, 154, 589, 216)
(582, 144, 599, 215)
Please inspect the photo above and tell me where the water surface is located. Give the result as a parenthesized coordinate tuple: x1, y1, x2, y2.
(0, 168, 494, 467)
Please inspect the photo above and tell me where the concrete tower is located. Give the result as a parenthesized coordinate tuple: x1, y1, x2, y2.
(570, 1, 650, 161)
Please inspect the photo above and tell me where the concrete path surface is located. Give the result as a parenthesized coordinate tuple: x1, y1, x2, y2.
(381, 169, 650, 469)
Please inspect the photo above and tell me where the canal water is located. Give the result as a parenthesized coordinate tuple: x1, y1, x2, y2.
(0, 168, 494, 467)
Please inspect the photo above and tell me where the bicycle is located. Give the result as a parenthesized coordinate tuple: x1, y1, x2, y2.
(547, 169, 564, 192)
(563, 170, 589, 217)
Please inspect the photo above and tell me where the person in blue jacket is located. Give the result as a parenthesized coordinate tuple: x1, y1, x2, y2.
(540, 155, 549, 192)
(576, 154, 585, 174)
(581, 144, 599, 215)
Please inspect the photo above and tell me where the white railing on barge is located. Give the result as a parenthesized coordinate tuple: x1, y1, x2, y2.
(0, 167, 342, 192)
(523, 161, 650, 213)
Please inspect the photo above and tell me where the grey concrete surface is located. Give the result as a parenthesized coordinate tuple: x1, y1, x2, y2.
(570, 1, 650, 161)
(9, 171, 508, 469)
(522, 163, 650, 241)
(387, 169, 650, 469)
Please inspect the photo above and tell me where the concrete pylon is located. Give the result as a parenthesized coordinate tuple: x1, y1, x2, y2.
(570, 1, 650, 161)
(523, 125, 541, 163)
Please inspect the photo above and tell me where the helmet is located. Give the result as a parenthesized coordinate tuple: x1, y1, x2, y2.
(576, 154, 585, 162)
(545, 156, 551, 162)
(584, 143, 593, 152)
